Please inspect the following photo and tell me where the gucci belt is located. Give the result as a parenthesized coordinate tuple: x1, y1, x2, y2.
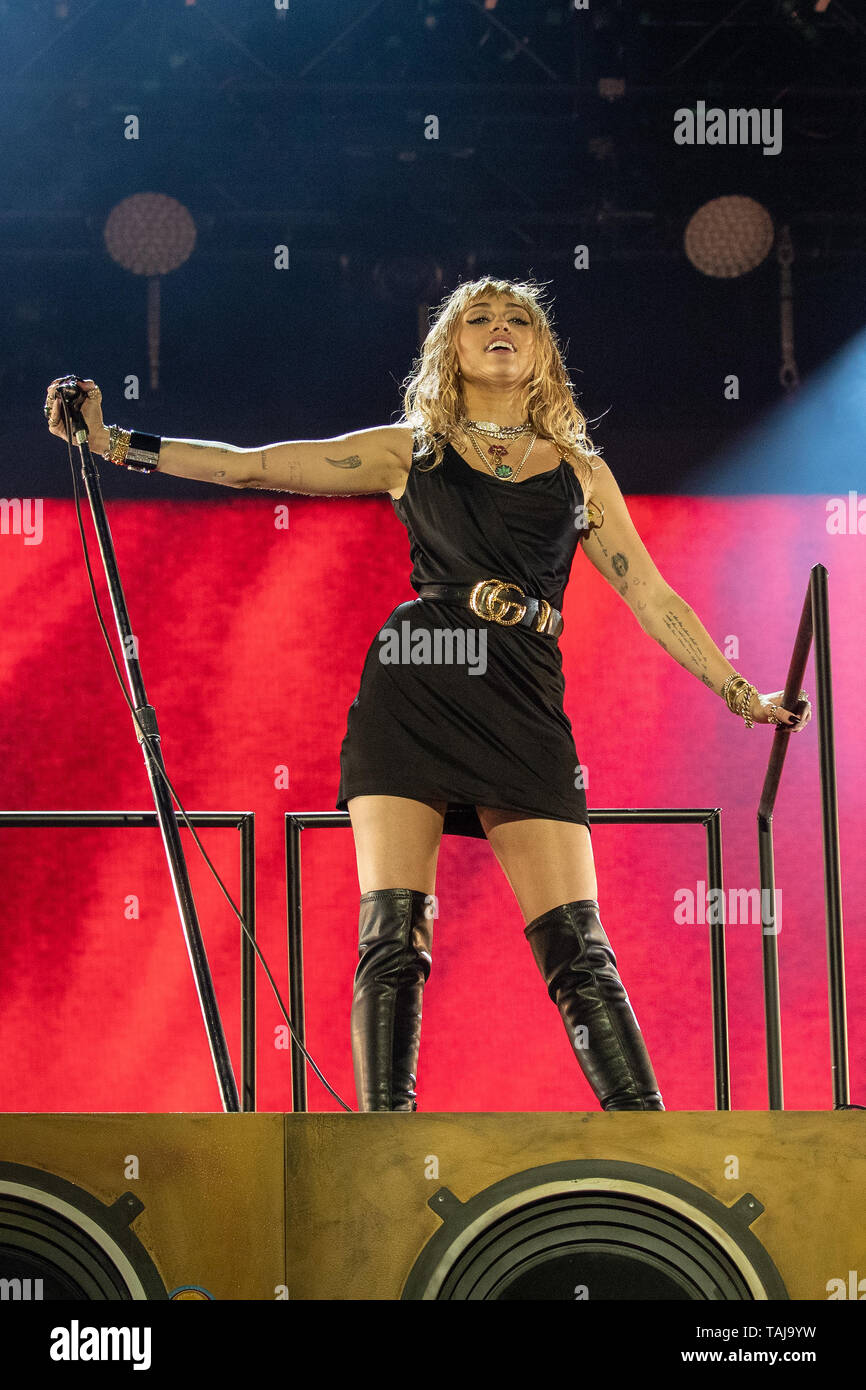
(417, 580, 563, 637)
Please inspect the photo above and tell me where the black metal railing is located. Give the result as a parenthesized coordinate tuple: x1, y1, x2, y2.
(757, 563, 849, 1109)
(0, 811, 256, 1111)
(285, 807, 731, 1113)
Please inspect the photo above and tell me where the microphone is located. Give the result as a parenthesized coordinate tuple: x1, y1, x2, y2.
(55, 375, 87, 409)
(54, 375, 95, 438)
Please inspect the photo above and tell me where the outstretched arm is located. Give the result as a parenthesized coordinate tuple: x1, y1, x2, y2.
(47, 377, 411, 496)
(95, 423, 412, 496)
(579, 461, 810, 729)
(235, 424, 412, 496)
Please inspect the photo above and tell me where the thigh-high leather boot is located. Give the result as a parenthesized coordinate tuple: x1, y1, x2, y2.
(350, 888, 433, 1112)
(524, 898, 664, 1111)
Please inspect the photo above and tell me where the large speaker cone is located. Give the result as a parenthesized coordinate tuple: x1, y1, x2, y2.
(0, 1162, 167, 1300)
(402, 1160, 789, 1300)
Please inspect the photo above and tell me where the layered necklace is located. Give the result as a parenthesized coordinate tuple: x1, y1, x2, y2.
(461, 417, 537, 482)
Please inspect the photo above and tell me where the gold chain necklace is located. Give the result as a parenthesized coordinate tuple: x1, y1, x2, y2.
(463, 421, 537, 481)
(464, 418, 533, 439)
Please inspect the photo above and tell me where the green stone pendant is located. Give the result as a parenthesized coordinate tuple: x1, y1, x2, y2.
(487, 443, 513, 479)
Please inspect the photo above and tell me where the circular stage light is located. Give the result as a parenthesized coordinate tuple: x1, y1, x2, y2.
(684, 195, 775, 277)
(103, 191, 197, 390)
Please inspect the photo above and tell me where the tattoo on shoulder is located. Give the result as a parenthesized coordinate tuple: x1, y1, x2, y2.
(326, 453, 362, 469)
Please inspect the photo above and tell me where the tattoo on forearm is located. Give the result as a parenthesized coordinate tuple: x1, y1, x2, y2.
(651, 600, 722, 694)
(259, 450, 267, 471)
(612, 552, 628, 577)
(326, 453, 362, 469)
(662, 607, 708, 671)
(171, 439, 236, 482)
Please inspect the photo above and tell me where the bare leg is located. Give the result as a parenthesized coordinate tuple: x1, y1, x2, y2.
(476, 807, 597, 924)
(347, 794, 447, 895)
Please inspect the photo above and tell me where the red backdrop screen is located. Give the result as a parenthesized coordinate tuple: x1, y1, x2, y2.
(1, 492, 862, 1112)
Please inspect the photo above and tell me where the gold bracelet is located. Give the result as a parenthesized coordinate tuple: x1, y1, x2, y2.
(106, 424, 131, 467)
(740, 684, 757, 729)
(722, 673, 749, 708)
(722, 672, 758, 729)
(721, 673, 742, 708)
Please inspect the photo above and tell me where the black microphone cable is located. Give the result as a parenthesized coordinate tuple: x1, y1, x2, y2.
(55, 385, 353, 1112)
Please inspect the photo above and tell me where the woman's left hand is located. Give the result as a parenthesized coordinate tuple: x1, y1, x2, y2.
(749, 689, 812, 731)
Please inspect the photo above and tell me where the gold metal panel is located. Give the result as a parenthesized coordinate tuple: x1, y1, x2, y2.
(0, 1113, 286, 1300)
(282, 1111, 866, 1301)
(1, 1111, 862, 1300)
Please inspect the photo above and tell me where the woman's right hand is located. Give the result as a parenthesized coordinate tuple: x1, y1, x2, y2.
(44, 377, 108, 451)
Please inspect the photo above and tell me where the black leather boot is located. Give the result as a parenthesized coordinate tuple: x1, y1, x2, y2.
(351, 888, 433, 1112)
(525, 898, 664, 1111)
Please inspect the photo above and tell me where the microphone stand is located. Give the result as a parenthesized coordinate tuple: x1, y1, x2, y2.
(66, 395, 240, 1112)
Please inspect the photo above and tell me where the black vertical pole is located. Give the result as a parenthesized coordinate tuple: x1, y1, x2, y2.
(756, 577, 813, 1109)
(705, 809, 731, 1110)
(70, 410, 239, 1111)
(240, 813, 256, 1111)
(755, 563, 849, 1111)
(286, 815, 308, 1112)
(810, 567, 849, 1108)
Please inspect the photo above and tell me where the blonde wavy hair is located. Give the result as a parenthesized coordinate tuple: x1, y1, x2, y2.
(397, 276, 603, 496)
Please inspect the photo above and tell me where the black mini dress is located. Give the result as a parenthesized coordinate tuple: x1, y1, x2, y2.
(336, 435, 593, 840)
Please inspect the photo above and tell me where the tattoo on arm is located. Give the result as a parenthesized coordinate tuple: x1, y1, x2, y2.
(662, 607, 708, 671)
(326, 453, 362, 469)
(166, 440, 236, 482)
(647, 597, 724, 696)
(585, 534, 713, 685)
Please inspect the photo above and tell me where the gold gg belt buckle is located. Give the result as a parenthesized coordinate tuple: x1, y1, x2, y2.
(469, 578, 527, 627)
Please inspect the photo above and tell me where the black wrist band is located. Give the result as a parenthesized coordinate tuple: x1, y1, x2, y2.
(125, 431, 162, 473)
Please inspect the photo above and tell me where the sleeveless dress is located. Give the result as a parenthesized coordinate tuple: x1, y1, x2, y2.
(336, 435, 592, 840)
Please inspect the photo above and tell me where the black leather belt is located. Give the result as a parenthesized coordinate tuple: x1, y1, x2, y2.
(417, 579, 563, 637)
